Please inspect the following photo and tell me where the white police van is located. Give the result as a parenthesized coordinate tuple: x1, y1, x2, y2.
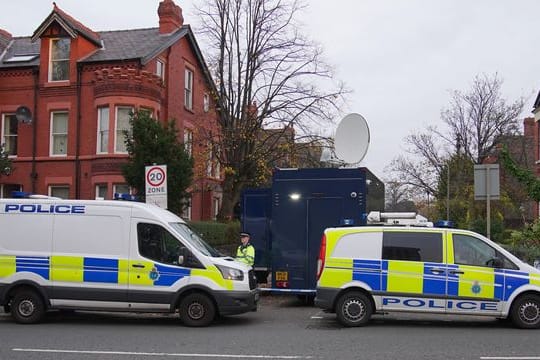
(0, 196, 258, 326)
(315, 212, 540, 328)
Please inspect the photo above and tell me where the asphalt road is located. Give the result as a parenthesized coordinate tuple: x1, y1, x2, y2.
(0, 295, 539, 360)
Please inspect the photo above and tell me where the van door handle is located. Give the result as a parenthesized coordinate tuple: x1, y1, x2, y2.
(132, 264, 145, 269)
(430, 268, 445, 274)
(449, 270, 464, 275)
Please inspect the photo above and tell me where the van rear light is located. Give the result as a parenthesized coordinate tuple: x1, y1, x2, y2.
(316, 233, 327, 281)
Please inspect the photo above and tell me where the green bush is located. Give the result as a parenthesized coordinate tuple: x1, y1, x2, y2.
(187, 220, 240, 247)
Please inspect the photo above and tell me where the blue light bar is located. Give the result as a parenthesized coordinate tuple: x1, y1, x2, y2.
(434, 220, 455, 228)
(114, 193, 139, 201)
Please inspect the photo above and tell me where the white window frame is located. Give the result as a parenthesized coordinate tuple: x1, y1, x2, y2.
(48, 185, 70, 199)
(184, 129, 193, 157)
(156, 59, 165, 82)
(115, 106, 133, 154)
(213, 197, 220, 220)
(49, 38, 70, 82)
(113, 184, 130, 197)
(1, 113, 17, 157)
(203, 93, 210, 112)
(182, 195, 192, 220)
(184, 68, 193, 110)
(95, 184, 108, 200)
(96, 107, 109, 154)
(50, 111, 68, 156)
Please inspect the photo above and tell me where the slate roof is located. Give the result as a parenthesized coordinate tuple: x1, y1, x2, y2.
(0, 26, 190, 68)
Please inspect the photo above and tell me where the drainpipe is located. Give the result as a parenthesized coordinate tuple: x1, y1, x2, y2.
(31, 67, 38, 193)
(75, 62, 82, 199)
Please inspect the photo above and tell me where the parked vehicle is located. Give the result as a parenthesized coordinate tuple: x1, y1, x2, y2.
(0, 196, 258, 326)
(315, 213, 540, 328)
(241, 168, 384, 296)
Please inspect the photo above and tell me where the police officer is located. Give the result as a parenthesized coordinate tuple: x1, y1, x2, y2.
(236, 232, 255, 267)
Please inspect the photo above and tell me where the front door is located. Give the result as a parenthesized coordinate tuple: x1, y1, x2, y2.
(446, 232, 504, 315)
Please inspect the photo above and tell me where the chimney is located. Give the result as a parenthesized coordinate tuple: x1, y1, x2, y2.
(158, 0, 184, 34)
(0, 29, 12, 50)
(524, 117, 535, 139)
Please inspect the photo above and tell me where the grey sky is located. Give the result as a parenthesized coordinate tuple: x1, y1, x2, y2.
(2, 0, 539, 178)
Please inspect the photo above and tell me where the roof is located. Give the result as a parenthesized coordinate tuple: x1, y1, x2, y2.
(31, 4, 101, 47)
(0, 27, 206, 73)
(534, 89, 540, 111)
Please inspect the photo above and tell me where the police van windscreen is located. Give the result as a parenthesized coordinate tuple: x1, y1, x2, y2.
(169, 223, 221, 257)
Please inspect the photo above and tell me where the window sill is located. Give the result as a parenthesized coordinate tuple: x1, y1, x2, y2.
(44, 81, 71, 87)
(184, 106, 194, 114)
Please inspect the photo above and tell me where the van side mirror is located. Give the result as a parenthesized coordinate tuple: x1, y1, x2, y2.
(487, 257, 504, 268)
(178, 247, 187, 265)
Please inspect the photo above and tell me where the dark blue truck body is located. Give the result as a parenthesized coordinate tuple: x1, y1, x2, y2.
(241, 167, 384, 294)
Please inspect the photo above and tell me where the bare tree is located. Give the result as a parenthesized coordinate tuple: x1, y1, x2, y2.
(389, 73, 525, 196)
(196, 0, 347, 220)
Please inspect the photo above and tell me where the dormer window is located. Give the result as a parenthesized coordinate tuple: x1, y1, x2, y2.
(49, 38, 70, 81)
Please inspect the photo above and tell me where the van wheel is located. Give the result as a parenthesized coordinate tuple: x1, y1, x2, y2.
(336, 291, 372, 327)
(510, 294, 540, 329)
(11, 290, 46, 324)
(179, 293, 216, 327)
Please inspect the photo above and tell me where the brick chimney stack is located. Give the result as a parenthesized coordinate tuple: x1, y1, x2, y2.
(0, 29, 13, 50)
(524, 117, 535, 138)
(158, 0, 184, 34)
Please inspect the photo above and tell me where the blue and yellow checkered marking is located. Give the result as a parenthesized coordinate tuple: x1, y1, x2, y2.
(0, 255, 193, 287)
(16, 256, 50, 280)
(352, 259, 381, 291)
(83, 257, 119, 284)
(322, 256, 540, 302)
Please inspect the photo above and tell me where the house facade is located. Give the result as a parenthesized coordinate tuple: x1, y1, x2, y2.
(0, 0, 222, 220)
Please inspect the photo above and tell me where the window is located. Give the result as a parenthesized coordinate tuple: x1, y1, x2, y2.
(115, 106, 132, 153)
(97, 107, 109, 153)
(113, 184, 130, 197)
(49, 38, 70, 81)
(203, 93, 210, 112)
(137, 223, 185, 265)
(49, 185, 69, 199)
(184, 68, 193, 110)
(0, 184, 21, 198)
(382, 231, 442, 263)
(213, 197, 220, 220)
(332, 232, 382, 259)
(184, 129, 193, 157)
(453, 234, 516, 269)
(213, 145, 221, 179)
(51, 112, 68, 156)
(95, 184, 107, 200)
(2, 114, 17, 156)
(156, 60, 165, 82)
(181, 195, 192, 220)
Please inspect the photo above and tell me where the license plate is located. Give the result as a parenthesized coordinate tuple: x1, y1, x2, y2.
(275, 271, 288, 281)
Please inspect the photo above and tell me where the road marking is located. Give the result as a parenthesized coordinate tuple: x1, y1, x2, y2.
(310, 316, 323, 319)
(481, 357, 540, 359)
(12, 348, 313, 359)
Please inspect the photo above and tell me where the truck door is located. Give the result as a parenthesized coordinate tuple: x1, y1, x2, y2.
(306, 198, 343, 290)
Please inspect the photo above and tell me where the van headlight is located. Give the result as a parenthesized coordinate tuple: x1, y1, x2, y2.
(216, 265, 244, 281)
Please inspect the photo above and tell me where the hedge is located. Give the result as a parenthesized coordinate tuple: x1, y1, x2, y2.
(187, 220, 240, 248)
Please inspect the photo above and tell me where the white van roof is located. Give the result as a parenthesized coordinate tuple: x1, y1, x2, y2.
(0, 198, 185, 224)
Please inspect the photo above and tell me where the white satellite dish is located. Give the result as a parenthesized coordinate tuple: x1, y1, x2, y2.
(334, 113, 370, 164)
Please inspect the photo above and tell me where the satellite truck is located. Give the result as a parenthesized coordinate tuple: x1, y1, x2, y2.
(241, 114, 387, 298)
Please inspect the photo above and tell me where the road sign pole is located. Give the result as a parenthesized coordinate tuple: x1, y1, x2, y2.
(486, 166, 491, 239)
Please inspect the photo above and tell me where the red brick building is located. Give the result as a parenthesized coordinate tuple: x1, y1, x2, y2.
(0, 0, 222, 220)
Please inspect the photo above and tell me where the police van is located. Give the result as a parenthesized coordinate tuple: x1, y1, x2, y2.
(315, 212, 540, 328)
(0, 196, 258, 326)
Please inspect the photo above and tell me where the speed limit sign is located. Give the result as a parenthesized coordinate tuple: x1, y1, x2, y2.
(145, 165, 167, 208)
